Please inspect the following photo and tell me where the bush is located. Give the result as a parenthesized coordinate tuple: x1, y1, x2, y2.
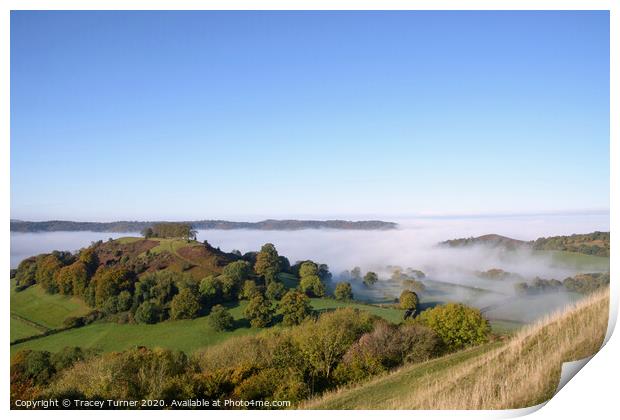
(416, 303, 490, 351)
(563, 272, 610, 294)
(208, 305, 234, 332)
(294, 308, 374, 382)
(334, 282, 353, 301)
(63, 316, 84, 329)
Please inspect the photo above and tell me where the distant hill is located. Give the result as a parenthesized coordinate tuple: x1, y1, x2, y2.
(439, 234, 527, 250)
(10, 219, 398, 233)
(439, 231, 610, 257)
(531, 231, 609, 257)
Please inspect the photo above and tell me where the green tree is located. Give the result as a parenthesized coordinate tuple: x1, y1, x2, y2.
(170, 288, 201, 320)
(207, 304, 234, 331)
(280, 290, 313, 326)
(36, 254, 65, 293)
(334, 282, 353, 301)
(351, 266, 362, 281)
(416, 303, 490, 351)
(239, 280, 262, 300)
(134, 301, 160, 324)
(399, 290, 419, 311)
(363, 272, 379, 288)
(294, 308, 373, 381)
(254, 243, 280, 284)
(299, 261, 318, 278)
(222, 260, 252, 292)
(14, 257, 38, 290)
(266, 281, 286, 300)
(299, 275, 325, 297)
(92, 267, 135, 308)
(244, 295, 274, 328)
(199, 275, 221, 303)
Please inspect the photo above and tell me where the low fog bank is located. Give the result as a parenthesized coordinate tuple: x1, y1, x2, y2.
(10, 214, 608, 325)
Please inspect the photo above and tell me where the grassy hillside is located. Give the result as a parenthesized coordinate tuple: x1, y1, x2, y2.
(10, 281, 91, 330)
(10, 296, 405, 356)
(304, 288, 609, 409)
(542, 250, 610, 272)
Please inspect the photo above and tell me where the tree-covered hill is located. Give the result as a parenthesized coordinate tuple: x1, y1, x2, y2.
(439, 231, 610, 257)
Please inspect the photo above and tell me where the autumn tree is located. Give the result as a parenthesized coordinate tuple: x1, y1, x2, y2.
(399, 290, 419, 311)
(334, 282, 353, 301)
(280, 290, 313, 326)
(170, 288, 201, 320)
(254, 243, 280, 284)
(244, 294, 274, 328)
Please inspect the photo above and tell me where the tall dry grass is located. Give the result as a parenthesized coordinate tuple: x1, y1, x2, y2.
(306, 288, 610, 409)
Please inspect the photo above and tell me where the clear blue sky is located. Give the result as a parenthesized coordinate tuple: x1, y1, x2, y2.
(10, 11, 609, 221)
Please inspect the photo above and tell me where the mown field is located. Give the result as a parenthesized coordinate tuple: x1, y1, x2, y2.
(10, 287, 405, 356)
(304, 287, 609, 409)
(10, 281, 91, 330)
(542, 250, 609, 272)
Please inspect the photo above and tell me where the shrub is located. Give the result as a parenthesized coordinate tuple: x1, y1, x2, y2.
(62, 316, 84, 329)
(294, 308, 374, 381)
(416, 303, 490, 351)
(334, 282, 353, 301)
(208, 305, 235, 332)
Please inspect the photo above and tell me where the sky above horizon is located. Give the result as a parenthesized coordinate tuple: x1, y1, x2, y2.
(11, 11, 609, 221)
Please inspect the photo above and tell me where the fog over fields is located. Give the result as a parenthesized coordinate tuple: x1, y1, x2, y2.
(9, 212, 609, 326)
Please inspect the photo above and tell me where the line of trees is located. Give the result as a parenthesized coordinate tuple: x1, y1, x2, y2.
(141, 222, 197, 241)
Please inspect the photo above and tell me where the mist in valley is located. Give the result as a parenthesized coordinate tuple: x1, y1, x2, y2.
(10, 213, 609, 325)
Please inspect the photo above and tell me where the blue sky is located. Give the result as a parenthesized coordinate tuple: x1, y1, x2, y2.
(11, 11, 609, 221)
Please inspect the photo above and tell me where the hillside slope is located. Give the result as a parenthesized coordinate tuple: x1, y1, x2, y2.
(304, 288, 609, 409)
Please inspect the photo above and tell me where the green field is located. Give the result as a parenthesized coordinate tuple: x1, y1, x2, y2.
(10, 290, 408, 356)
(10, 316, 46, 342)
(143, 237, 201, 257)
(10, 302, 257, 356)
(10, 282, 91, 330)
(540, 250, 609, 272)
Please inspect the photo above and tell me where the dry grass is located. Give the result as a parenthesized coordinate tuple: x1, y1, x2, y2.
(305, 288, 609, 409)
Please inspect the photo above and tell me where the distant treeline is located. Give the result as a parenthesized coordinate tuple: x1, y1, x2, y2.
(531, 231, 609, 257)
(10, 219, 397, 233)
